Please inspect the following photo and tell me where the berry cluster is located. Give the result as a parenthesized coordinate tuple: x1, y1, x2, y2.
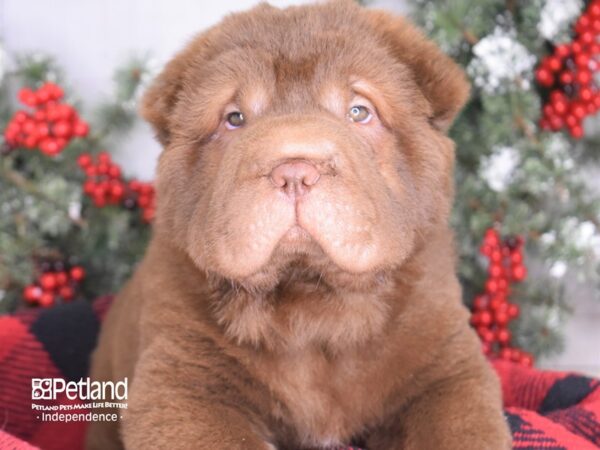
(3, 82, 89, 155)
(77, 152, 155, 222)
(536, 1, 600, 139)
(471, 228, 533, 367)
(22, 261, 85, 308)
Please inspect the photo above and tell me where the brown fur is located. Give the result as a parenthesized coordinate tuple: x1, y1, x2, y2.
(86, 2, 511, 449)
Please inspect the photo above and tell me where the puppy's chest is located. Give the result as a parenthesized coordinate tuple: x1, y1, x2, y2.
(258, 350, 384, 448)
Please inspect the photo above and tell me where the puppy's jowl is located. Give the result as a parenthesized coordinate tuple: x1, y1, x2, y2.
(87, 1, 511, 449)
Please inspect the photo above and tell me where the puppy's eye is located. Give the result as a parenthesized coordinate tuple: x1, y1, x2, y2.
(225, 111, 245, 129)
(348, 105, 372, 123)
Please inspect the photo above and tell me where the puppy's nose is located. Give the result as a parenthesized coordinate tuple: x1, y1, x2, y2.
(270, 160, 320, 198)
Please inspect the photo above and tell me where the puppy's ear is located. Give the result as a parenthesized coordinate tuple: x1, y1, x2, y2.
(141, 29, 216, 147)
(140, 52, 188, 146)
(365, 10, 470, 132)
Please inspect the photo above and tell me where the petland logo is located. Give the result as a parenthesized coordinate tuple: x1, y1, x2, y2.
(31, 378, 128, 422)
(32, 377, 128, 401)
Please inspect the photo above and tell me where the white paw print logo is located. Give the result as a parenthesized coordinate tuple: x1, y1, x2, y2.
(31, 378, 53, 400)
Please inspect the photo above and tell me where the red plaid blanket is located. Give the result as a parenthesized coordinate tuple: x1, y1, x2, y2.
(0, 297, 599, 450)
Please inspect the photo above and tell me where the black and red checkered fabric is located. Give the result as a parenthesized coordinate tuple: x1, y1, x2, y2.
(0, 297, 599, 449)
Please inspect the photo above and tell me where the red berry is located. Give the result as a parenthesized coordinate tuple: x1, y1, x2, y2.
(55, 104, 73, 120)
(477, 327, 496, 343)
(110, 182, 125, 199)
(569, 124, 584, 139)
(108, 165, 122, 179)
(23, 285, 42, 303)
(39, 292, 55, 308)
(580, 31, 594, 45)
(511, 265, 527, 281)
(18, 88, 37, 106)
(129, 180, 141, 192)
(23, 119, 36, 134)
(83, 180, 96, 195)
(555, 44, 570, 59)
(73, 121, 89, 137)
(565, 114, 578, 128)
(497, 278, 508, 292)
(508, 348, 521, 362)
(39, 273, 57, 291)
(481, 342, 492, 355)
(94, 196, 107, 207)
(507, 303, 520, 318)
(489, 295, 506, 311)
(23, 135, 39, 148)
(77, 153, 93, 169)
(486, 279, 499, 294)
(572, 103, 587, 119)
(138, 195, 151, 208)
(36, 89, 51, 104)
(478, 311, 493, 326)
(52, 120, 72, 138)
(543, 103, 555, 117)
(93, 185, 107, 200)
(98, 152, 111, 164)
(520, 353, 534, 367)
(473, 295, 487, 311)
(496, 328, 511, 345)
(489, 264, 503, 278)
(139, 184, 154, 196)
(494, 310, 509, 326)
(43, 82, 64, 100)
(576, 70, 592, 85)
(536, 67, 554, 87)
(59, 286, 75, 301)
(142, 207, 155, 222)
(14, 111, 28, 123)
(559, 71, 574, 85)
(55, 271, 69, 286)
(36, 122, 50, 138)
(98, 162, 110, 175)
(549, 115, 564, 131)
(85, 166, 97, 177)
(550, 90, 567, 102)
(547, 56, 562, 72)
(70, 266, 86, 281)
(499, 347, 512, 360)
(575, 53, 590, 68)
(576, 15, 591, 33)
(490, 250, 502, 263)
(480, 244, 492, 256)
(55, 137, 67, 151)
(510, 251, 523, 264)
(40, 138, 60, 156)
(552, 99, 568, 116)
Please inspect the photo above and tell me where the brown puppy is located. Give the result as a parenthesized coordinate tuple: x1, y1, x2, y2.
(86, 1, 511, 449)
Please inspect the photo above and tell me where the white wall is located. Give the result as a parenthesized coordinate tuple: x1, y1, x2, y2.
(1, 0, 597, 375)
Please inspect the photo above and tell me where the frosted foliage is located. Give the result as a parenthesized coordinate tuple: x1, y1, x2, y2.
(562, 219, 600, 258)
(545, 135, 575, 171)
(480, 146, 520, 192)
(468, 28, 536, 94)
(549, 261, 567, 278)
(538, 0, 583, 43)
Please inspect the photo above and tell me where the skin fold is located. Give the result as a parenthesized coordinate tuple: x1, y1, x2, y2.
(86, 1, 511, 449)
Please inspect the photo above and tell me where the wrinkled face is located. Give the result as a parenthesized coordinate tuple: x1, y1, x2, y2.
(143, 2, 468, 291)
